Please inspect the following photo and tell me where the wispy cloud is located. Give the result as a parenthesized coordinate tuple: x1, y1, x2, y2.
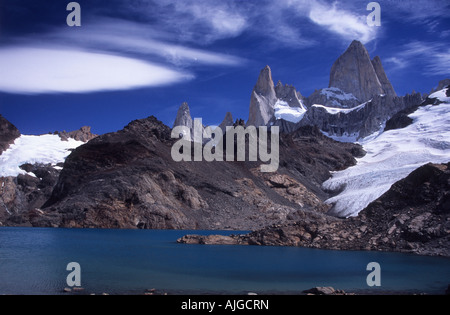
(385, 57, 408, 70)
(383, 0, 450, 20)
(115, 0, 380, 48)
(385, 41, 450, 76)
(46, 18, 245, 67)
(118, 0, 250, 44)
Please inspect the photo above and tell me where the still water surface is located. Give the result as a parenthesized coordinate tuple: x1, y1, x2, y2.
(0, 227, 448, 294)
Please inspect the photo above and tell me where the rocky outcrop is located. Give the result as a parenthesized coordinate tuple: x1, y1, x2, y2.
(306, 87, 360, 109)
(25, 116, 362, 230)
(172, 101, 207, 143)
(57, 126, 97, 142)
(0, 115, 20, 155)
(178, 234, 238, 245)
(275, 81, 305, 109)
(173, 102, 193, 131)
(329, 40, 394, 103)
(430, 79, 450, 94)
(218, 112, 234, 134)
(180, 163, 450, 257)
(302, 287, 349, 295)
(301, 92, 423, 139)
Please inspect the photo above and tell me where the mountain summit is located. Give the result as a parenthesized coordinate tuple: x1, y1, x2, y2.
(247, 65, 277, 127)
(329, 40, 396, 102)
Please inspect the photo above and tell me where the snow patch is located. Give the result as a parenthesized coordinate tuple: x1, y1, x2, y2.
(312, 102, 367, 115)
(0, 134, 84, 177)
(323, 102, 450, 218)
(274, 100, 306, 123)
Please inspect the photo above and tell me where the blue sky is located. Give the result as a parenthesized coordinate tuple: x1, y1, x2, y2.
(0, 0, 449, 135)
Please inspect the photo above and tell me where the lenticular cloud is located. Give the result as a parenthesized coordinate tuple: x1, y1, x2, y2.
(0, 46, 193, 94)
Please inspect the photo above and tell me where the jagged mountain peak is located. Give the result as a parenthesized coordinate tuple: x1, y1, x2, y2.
(217, 111, 234, 134)
(247, 66, 277, 127)
(254, 65, 276, 99)
(173, 102, 193, 130)
(348, 39, 367, 52)
(328, 40, 397, 103)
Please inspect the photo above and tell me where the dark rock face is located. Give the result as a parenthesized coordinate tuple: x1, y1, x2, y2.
(0, 164, 61, 226)
(181, 163, 450, 257)
(0, 115, 20, 155)
(384, 107, 417, 132)
(29, 116, 362, 230)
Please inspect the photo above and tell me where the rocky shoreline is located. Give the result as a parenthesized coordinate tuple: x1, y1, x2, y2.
(60, 286, 449, 295)
(178, 162, 450, 258)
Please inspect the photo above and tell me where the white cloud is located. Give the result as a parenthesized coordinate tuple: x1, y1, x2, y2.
(0, 46, 193, 94)
(308, 1, 378, 43)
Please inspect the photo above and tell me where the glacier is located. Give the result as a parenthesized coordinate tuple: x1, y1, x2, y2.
(323, 89, 450, 218)
(0, 134, 84, 177)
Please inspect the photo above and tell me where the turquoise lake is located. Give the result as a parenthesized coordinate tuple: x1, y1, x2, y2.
(0, 227, 448, 294)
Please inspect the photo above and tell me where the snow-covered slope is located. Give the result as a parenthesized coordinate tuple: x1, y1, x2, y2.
(0, 134, 84, 177)
(323, 89, 450, 218)
(429, 89, 450, 103)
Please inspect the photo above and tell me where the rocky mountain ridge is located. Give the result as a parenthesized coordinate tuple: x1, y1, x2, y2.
(23, 116, 362, 230)
(241, 40, 421, 140)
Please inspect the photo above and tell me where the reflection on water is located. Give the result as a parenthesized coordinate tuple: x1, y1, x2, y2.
(0, 227, 449, 294)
